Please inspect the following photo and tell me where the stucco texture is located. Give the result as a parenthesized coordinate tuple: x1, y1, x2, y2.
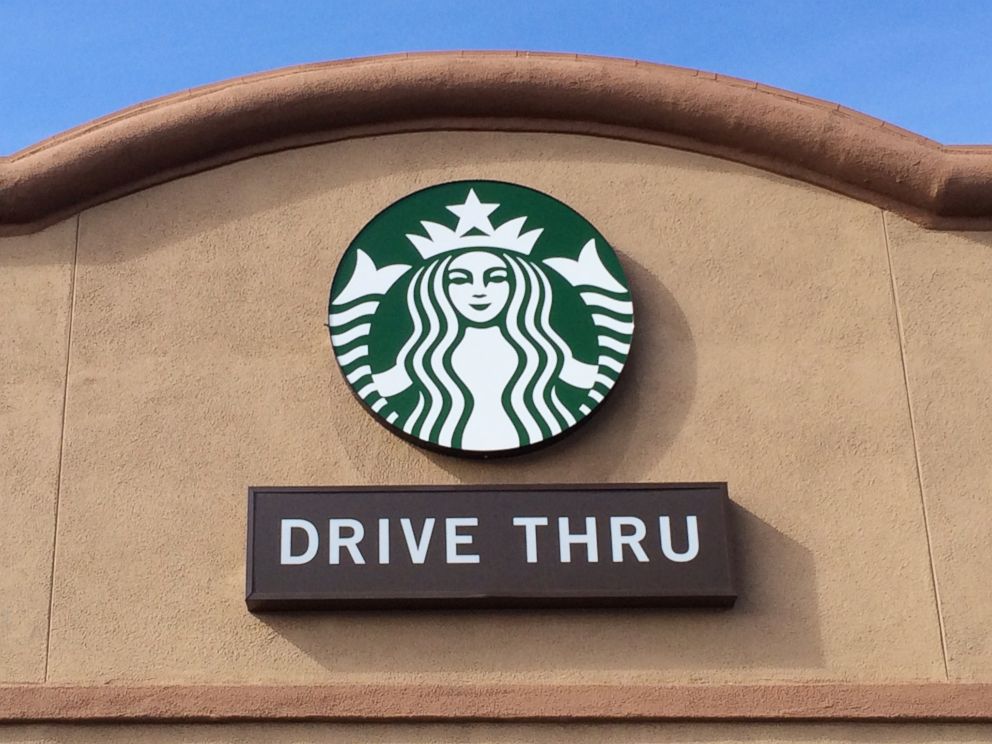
(0, 218, 76, 682)
(34, 131, 947, 685)
(885, 214, 992, 681)
(3, 722, 992, 743)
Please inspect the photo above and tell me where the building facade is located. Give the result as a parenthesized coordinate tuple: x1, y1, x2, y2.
(2, 52, 992, 742)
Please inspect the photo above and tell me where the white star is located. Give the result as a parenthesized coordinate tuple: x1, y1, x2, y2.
(446, 189, 499, 236)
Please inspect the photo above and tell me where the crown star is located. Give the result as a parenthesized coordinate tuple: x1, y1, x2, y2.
(406, 188, 544, 259)
(447, 189, 498, 236)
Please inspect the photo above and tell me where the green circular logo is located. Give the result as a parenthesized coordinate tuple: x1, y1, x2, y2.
(328, 181, 634, 456)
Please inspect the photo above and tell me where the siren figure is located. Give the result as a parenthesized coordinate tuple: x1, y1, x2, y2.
(328, 187, 634, 453)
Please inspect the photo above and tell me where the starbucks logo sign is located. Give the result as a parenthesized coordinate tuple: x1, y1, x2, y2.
(328, 181, 634, 456)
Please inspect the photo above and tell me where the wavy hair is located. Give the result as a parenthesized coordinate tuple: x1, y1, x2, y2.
(396, 250, 579, 449)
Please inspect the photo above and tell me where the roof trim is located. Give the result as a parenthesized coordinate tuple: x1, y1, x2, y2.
(3, 51, 992, 235)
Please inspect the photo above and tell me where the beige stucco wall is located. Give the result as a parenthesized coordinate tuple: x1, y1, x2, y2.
(0, 218, 76, 683)
(3, 131, 990, 699)
(34, 130, 943, 685)
(885, 215, 992, 681)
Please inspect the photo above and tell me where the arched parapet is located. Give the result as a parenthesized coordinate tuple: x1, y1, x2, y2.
(2, 51, 992, 235)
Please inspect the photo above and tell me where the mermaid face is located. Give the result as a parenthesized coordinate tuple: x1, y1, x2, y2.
(445, 251, 510, 325)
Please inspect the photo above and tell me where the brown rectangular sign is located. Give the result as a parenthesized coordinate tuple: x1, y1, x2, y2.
(246, 483, 736, 610)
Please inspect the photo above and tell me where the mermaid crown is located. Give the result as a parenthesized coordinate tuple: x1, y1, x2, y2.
(406, 188, 544, 259)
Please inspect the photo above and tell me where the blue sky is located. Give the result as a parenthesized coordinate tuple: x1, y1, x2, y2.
(3, 1, 991, 154)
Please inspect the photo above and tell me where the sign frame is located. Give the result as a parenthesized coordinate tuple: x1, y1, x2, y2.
(246, 483, 737, 611)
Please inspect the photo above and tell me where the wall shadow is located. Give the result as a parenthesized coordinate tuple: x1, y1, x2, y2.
(255, 504, 824, 678)
(4, 128, 836, 269)
(328, 252, 696, 484)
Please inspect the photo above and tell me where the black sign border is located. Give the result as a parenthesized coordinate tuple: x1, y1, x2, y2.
(246, 482, 736, 611)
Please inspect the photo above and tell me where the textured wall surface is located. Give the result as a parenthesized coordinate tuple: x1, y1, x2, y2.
(25, 131, 948, 685)
(885, 214, 992, 681)
(3, 722, 992, 743)
(0, 218, 76, 682)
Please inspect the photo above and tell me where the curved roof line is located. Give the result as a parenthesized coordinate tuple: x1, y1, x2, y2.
(3, 51, 992, 235)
